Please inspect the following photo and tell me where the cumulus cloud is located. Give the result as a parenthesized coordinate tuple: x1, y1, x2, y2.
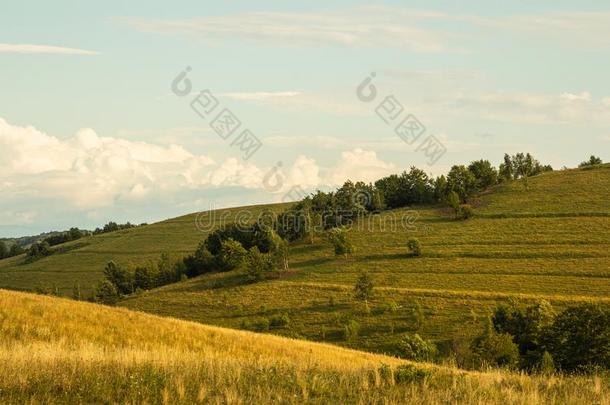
(326, 148, 395, 185)
(0, 118, 395, 218)
(0, 43, 98, 55)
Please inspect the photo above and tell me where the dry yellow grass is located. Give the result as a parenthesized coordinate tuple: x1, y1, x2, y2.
(1, 288, 609, 404)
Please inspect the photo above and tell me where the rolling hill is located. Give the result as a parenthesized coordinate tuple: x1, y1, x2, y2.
(0, 288, 607, 404)
(1, 164, 609, 357)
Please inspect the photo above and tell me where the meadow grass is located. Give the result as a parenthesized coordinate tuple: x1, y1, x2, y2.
(1, 288, 609, 404)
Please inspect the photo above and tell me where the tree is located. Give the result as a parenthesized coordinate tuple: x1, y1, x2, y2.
(9, 244, 24, 256)
(354, 272, 374, 303)
(579, 155, 603, 168)
(400, 333, 437, 361)
(492, 300, 555, 369)
(0, 241, 7, 259)
(269, 231, 289, 272)
(245, 246, 273, 282)
(134, 265, 156, 290)
(94, 279, 119, 305)
(406, 237, 421, 257)
(499, 153, 514, 181)
(410, 301, 425, 331)
(218, 238, 247, 271)
(183, 243, 217, 277)
(103, 261, 133, 295)
(446, 165, 477, 202)
(471, 317, 520, 369)
(328, 228, 354, 258)
(8, 244, 24, 257)
(26, 241, 51, 261)
(446, 191, 461, 219)
(468, 159, 498, 190)
(544, 303, 610, 372)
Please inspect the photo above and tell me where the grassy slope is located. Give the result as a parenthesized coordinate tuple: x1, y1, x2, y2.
(120, 165, 610, 355)
(1, 165, 609, 355)
(0, 289, 607, 404)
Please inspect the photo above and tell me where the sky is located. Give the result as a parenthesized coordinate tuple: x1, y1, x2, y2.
(1, 0, 609, 236)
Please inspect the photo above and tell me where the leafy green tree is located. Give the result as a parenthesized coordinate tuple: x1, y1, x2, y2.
(400, 333, 437, 361)
(26, 241, 51, 261)
(468, 159, 498, 190)
(218, 238, 247, 271)
(544, 303, 610, 372)
(0, 241, 7, 259)
(579, 155, 603, 167)
(446, 191, 461, 219)
(492, 299, 555, 369)
(406, 237, 421, 256)
(183, 242, 217, 277)
(8, 244, 24, 257)
(471, 317, 520, 369)
(134, 265, 156, 290)
(538, 351, 555, 375)
(103, 261, 134, 295)
(499, 153, 514, 181)
(245, 246, 273, 282)
(354, 272, 374, 303)
(94, 279, 120, 305)
(446, 165, 477, 201)
(328, 228, 354, 258)
(433, 175, 448, 202)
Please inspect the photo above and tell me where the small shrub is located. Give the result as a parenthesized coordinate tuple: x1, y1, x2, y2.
(327, 227, 354, 258)
(394, 364, 431, 384)
(399, 333, 437, 361)
(343, 320, 360, 341)
(354, 272, 373, 302)
(269, 313, 290, 328)
(94, 279, 119, 305)
(406, 238, 421, 256)
(241, 317, 270, 332)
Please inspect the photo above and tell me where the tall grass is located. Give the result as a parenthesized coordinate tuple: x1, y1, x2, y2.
(1, 289, 608, 404)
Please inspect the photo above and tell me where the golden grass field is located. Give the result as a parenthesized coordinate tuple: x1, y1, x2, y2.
(1, 288, 609, 404)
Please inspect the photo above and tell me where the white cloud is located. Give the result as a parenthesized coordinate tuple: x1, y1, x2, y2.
(326, 148, 395, 185)
(0, 119, 399, 215)
(119, 8, 452, 52)
(120, 7, 610, 52)
(0, 43, 98, 55)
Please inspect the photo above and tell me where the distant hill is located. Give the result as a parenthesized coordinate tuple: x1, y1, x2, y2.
(0, 288, 606, 403)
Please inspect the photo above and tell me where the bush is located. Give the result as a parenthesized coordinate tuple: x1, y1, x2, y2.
(406, 237, 421, 256)
(394, 364, 431, 384)
(343, 320, 360, 341)
(470, 318, 520, 369)
(399, 333, 437, 361)
(327, 228, 354, 258)
(354, 272, 373, 302)
(243, 317, 270, 332)
(269, 313, 290, 328)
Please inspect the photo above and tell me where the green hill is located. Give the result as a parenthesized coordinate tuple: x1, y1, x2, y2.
(1, 288, 607, 404)
(1, 164, 609, 356)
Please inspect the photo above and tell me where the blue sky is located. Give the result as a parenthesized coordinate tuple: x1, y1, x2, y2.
(1, 1, 609, 236)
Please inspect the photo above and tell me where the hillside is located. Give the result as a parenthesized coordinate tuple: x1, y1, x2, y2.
(0, 288, 607, 404)
(1, 165, 610, 357)
(118, 165, 610, 355)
